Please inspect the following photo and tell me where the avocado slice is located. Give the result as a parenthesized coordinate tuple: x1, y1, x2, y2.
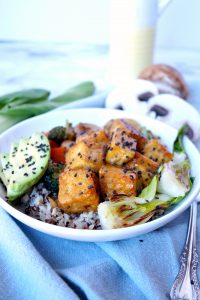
(0, 153, 14, 186)
(9, 142, 19, 165)
(1, 132, 50, 201)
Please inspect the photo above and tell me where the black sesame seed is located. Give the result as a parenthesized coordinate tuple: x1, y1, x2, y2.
(88, 185, 94, 189)
(28, 162, 35, 167)
(25, 156, 33, 163)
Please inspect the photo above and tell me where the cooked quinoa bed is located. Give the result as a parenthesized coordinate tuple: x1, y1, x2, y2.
(21, 183, 101, 230)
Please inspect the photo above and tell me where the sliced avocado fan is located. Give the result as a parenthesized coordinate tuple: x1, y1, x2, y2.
(0, 153, 10, 186)
(0, 132, 50, 201)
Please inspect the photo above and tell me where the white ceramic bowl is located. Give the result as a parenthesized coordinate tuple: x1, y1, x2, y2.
(0, 108, 200, 242)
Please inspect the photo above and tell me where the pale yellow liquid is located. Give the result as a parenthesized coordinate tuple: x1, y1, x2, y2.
(107, 27, 155, 85)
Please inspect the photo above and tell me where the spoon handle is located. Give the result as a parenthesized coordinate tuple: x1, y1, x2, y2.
(170, 201, 200, 300)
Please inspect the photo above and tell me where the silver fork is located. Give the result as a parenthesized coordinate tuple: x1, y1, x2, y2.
(170, 195, 200, 300)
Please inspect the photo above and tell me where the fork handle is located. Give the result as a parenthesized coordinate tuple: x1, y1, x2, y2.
(170, 201, 200, 300)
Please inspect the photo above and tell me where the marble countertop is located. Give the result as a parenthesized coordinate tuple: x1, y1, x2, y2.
(0, 41, 109, 97)
(0, 40, 200, 135)
(0, 41, 200, 100)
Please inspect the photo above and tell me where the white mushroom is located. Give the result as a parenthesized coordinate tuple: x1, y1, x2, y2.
(105, 79, 158, 113)
(146, 94, 200, 141)
(105, 80, 200, 141)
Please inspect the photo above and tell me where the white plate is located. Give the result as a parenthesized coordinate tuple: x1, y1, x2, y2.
(0, 108, 200, 242)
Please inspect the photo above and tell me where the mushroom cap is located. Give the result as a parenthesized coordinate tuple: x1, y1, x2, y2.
(139, 64, 189, 100)
(147, 94, 200, 141)
(105, 79, 158, 113)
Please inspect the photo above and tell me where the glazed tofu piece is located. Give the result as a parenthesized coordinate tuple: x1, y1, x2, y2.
(76, 129, 109, 147)
(125, 152, 159, 193)
(104, 118, 147, 151)
(142, 139, 173, 164)
(58, 168, 99, 213)
(99, 164, 137, 199)
(61, 140, 75, 150)
(65, 141, 105, 172)
(104, 118, 142, 137)
(74, 123, 100, 137)
(106, 130, 137, 166)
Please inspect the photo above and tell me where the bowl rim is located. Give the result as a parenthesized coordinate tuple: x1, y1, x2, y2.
(0, 107, 200, 241)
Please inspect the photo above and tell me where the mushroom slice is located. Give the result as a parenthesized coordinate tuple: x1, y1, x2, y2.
(147, 94, 200, 141)
(105, 79, 158, 113)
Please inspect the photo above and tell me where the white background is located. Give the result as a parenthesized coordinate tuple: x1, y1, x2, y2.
(0, 0, 198, 49)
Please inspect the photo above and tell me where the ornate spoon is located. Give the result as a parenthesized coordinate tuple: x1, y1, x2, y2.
(170, 197, 200, 300)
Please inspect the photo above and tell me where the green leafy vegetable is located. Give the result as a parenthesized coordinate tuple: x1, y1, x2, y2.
(158, 126, 194, 205)
(0, 102, 59, 117)
(43, 161, 65, 198)
(51, 81, 95, 103)
(157, 161, 190, 197)
(98, 196, 169, 229)
(173, 125, 190, 153)
(0, 89, 50, 109)
(139, 176, 158, 201)
(169, 176, 194, 206)
(48, 126, 67, 144)
(0, 82, 95, 133)
(0, 115, 28, 133)
(0, 103, 59, 134)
